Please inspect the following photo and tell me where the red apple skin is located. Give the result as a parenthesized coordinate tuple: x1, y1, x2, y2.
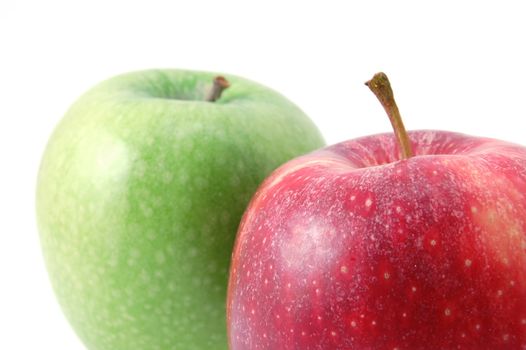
(227, 130, 526, 350)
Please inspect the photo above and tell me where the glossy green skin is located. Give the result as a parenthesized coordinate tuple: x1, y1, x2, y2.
(36, 70, 325, 350)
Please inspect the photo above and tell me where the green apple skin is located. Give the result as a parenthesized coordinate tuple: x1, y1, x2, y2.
(36, 70, 325, 350)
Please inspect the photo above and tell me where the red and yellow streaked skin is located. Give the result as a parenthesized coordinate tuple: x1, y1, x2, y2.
(227, 130, 526, 350)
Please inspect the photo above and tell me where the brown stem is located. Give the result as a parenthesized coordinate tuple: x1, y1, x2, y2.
(365, 72, 413, 159)
(206, 76, 230, 102)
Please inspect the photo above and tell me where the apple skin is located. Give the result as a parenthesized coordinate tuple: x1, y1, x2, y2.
(36, 69, 324, 350)
(228, 130, 526, 349)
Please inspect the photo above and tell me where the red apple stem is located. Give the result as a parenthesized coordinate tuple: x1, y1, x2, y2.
(206, 76, 230, 102)
(365, 72, 414, 159)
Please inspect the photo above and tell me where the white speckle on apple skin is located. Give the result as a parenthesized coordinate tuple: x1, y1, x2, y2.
(140, 203, 153, 217)
(155, 251, 166, 264)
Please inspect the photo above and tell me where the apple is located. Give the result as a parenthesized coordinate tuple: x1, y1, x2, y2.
(36, 69, 325, 350)
(227, 73, 526, 349)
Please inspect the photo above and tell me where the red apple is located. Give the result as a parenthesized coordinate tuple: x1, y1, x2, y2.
(227, 73, 526, 349)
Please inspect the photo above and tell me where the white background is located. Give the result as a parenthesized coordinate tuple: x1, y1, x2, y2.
(1, 1, 526, 349)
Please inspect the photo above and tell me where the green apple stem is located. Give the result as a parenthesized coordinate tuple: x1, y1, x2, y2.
(365, 72, 414, 159)
(206, 76, 230, 102)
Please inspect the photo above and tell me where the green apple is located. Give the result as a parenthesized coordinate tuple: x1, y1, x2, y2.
(36, 69, 325, 350)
